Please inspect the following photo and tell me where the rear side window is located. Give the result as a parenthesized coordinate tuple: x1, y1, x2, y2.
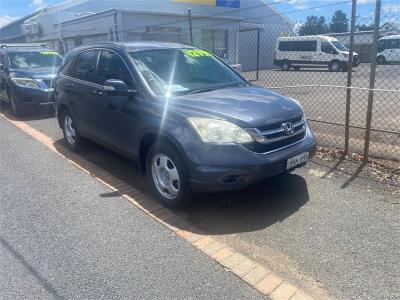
(60, 56, 76, 76)
(279, 41, 317, 52)
(74, 50, 99, 83)
(96, 50, 133, 86)
(379, 39, 400, 51)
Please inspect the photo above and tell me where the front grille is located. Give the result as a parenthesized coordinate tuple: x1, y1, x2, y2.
(243, 115, 306, 154)
(243, 130, 306, 153)
(256, 115, 303, 132)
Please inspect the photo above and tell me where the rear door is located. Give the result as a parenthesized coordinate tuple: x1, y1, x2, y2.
(70, 49, 105, 137)
(95, 49, 138, 151)
(0, 48, 7, 101)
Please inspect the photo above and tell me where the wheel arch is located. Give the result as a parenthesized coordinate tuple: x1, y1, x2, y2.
(138, 130, 188, 175)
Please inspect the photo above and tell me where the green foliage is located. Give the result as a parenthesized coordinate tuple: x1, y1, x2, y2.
(329, 10, 349, 33)
(299, 15, 329, 36)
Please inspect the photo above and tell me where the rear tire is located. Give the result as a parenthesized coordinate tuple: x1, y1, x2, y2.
(377, 56, 385, 65)
(146, 141, 192, 208)
(281, 60, 291, 71)
(61, 109, 85, 151)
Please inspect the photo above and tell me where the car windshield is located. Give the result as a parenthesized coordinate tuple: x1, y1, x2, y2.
(331, 41, 347, 51)
(8, 50, 63, 69)
(130, 48, 245, 96)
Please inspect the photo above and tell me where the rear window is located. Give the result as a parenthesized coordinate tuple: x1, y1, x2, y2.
(279, 40, 317, 52)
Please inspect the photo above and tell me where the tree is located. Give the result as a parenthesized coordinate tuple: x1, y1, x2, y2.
(329, 10, 349, 33)
(356, 23, 375, 31)
(298, 15, 329, 36)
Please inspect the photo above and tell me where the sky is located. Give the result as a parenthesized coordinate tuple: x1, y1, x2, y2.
(1, 0, 399, 28)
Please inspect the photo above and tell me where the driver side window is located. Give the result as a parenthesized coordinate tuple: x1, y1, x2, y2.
(321, 42, 337, 55)
(97, 50, 133, 87)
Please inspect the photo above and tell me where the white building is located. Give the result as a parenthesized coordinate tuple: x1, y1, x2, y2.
(1, 0, 293, 70)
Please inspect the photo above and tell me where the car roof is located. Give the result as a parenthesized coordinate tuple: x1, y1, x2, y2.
(67, 41, 195, 56)
(277, 35, 338, 41)
(379, 34, 400, 40)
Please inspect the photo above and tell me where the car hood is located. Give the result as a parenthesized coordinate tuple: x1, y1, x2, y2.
(10, 66, 59, 80)
(170, 86, 303, 128)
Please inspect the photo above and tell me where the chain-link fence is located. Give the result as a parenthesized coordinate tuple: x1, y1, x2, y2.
(39, 1, 399, 162)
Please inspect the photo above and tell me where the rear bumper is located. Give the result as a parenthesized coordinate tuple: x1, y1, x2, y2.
(187, 126, 317, 193)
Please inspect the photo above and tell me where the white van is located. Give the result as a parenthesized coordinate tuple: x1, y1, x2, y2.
(274, 35, 359, 72)
(377, 35, 400, 64)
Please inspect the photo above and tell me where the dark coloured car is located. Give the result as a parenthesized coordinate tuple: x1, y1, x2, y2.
(0, 43, 63, 116)
(54, 42, 317, 208)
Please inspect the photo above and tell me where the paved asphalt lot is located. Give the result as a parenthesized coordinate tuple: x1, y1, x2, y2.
(0, 117, 264, 299)
(1, 109, 399, 299)
(245, 64, 400, 160)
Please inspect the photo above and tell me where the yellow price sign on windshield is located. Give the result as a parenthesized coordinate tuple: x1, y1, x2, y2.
(182, 49, 212, 57)
(40, 51, 59, 56)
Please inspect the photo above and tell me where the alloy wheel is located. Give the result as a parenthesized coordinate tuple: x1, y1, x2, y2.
(151, 154, 180, 200)
(64, 115, 76, 146)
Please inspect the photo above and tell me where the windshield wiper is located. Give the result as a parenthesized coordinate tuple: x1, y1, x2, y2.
(187, 87, 219, 95)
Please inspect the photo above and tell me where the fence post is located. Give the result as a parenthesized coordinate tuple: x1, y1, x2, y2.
(256, 28, 260, 81)
(344, 0, 357, 155)
(363, 0, 381, 162)
(188, 8, 194, 45)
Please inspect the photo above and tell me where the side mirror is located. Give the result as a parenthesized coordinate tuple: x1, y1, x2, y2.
(104, 79, 136, 96)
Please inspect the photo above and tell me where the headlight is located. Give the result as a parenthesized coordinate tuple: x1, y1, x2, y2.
(188, 117, 254, 144)
(11, 78, 41, 88)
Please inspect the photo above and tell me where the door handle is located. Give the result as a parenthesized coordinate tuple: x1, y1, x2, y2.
(65, 82, 74, 87)
(92, 90, 103, 96)
(108, 102, 116, 110)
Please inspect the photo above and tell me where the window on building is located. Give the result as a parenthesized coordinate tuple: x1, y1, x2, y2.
(73, 50, 99, 82)
(201, 29, 228, 58)
(145, 26, 183, 43)
(96, 50, 133, 86)
(75, 36, 82, 47)
(321, 42, 338, 54)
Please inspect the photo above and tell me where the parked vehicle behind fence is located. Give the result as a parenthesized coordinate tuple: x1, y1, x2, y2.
(0, 43, 62, 116)
(274, 35, 359, 72)
(377, 35, 400, 64)
(55, 42, 317, 208)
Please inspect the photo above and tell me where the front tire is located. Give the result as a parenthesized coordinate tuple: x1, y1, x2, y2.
(8, 90, 22, 117)
(62, 110, 85, 151)
(329, 60, 341, 72)
(146, 142, 192, 208)
(281, 60, 291, 71)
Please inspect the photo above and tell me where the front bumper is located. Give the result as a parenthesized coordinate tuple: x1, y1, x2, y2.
(13, 86, 55, 107)
(186, 126, 317, 193)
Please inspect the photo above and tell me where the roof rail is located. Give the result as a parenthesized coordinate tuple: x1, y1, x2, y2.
(0, 43, 49, 48)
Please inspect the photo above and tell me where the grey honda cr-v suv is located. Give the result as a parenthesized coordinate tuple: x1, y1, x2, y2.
(55, 42, 317, 208)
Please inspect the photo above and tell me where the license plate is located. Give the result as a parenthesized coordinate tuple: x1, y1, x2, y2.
(286, 152, 309, 170)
